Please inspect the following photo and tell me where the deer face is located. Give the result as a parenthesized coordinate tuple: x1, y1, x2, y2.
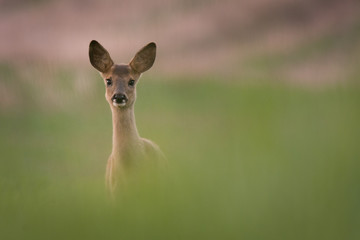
(89, 40, 156, 109)
(101, 64, 139, 108)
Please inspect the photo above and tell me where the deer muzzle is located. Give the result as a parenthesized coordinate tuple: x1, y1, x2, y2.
(112, 94, 128, 107)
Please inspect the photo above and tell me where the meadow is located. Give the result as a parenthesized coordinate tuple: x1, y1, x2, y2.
(1, 66, 359, 239)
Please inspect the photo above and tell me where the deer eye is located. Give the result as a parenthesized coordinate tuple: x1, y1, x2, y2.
(128, 79, 135, 87)
(106, 78, 112, 86)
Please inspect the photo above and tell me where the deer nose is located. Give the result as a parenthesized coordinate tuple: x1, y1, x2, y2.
(112, 94, 128, 104)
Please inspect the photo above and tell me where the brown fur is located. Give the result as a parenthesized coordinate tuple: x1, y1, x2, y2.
(89, 40, 164, 195)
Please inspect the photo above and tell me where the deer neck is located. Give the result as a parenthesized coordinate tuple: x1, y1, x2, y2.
(110, 106, 140, 157)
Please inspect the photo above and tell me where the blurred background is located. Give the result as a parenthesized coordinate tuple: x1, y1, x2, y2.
(1, 0, 360, 239)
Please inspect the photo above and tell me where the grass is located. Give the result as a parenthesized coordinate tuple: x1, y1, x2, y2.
(0, 73, 360, 239)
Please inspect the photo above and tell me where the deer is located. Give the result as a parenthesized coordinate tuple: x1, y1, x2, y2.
(89, 40, 165, 195)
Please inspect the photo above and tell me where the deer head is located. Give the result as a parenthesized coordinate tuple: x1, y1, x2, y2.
(89, 40, 156, 109)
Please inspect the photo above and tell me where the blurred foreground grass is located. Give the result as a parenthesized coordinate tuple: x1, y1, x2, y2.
(1, 73, 360, 239)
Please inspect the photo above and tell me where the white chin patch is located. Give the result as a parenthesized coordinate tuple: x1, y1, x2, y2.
(113, 101, 126, 107)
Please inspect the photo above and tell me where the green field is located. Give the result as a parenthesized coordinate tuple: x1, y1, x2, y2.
(1, 72, 360, 239)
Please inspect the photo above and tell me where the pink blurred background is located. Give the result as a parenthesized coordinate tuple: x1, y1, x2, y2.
(0, 0, 359, 85)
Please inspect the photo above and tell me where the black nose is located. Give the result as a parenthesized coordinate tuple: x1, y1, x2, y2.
(112, 94, 128, 103)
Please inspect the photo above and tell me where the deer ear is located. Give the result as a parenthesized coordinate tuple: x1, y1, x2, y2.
(89, 40, 114, 73)
(129, 42, 156, 73)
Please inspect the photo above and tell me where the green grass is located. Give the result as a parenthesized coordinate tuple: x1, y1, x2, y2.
(0, 76, 360, 239)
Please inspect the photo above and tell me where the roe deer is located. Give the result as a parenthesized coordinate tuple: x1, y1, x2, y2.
(89, 40, 164, 195)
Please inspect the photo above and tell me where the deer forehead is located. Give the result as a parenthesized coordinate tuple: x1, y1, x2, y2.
(102, 64, 140, 80)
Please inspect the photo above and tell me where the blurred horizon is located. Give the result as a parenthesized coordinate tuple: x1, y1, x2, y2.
(1, 0, 359, 84)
